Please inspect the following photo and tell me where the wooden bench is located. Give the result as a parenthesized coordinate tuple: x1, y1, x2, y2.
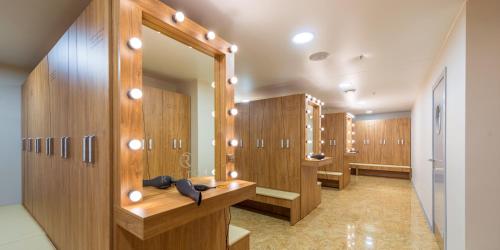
(228, 225, 250, 250)
(238, 187, 301, 225)
(317, 171, 344, 189)
(349, 163, 411, 179)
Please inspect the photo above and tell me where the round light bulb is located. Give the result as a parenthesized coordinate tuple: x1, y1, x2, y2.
(128, 139, 143, 151)
(229, 44, 238, 53)
(321, 115, 325, 119)
(228, 108, 238, 116)
(321, 127, 325, 131)
(228, 76, 238, 85)
(228, 139, 239, 147)
(211, 81, 215, 89)
(306, 110, 312, 114)
(173, 11, 185, 23)
(211, 111, 215, 118)
(321, 140, 325, 144)
(306, 125, 312, 129)
(128, 190, 142, 202)
(206, 31, 216, 40)
(127, 88, 143, 100)
(321, 102, 325, 106)
(211, 169, 216, 176)
(229, 171, 238, 178)
(127, 37, 142, 50)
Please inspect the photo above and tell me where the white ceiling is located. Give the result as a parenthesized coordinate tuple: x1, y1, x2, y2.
(0, 0, 90, 70)
(161, 0, 464, 114)
(0, 0, 464, 114)
(142, 25, 213, 83)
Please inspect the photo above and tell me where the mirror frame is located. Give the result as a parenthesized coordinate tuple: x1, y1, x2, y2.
(113, 0, 236, 206)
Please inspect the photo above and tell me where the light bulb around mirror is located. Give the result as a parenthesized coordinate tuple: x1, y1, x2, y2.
(128, 190, 142, 202)
(128, 139, 143, 151)
(211, 81, 215, 88)
(127, 37, 143, 50)
(321, 140, 325, 144)
(228, 108, 238, 116)
(321, 127, 325, 131)
(228, 76, 238, 85)
(206, 31, 216, 40)
(211, 169, 216, 176)
(228, 139, 239, 147)
(229, 44, 238, 53)
(173, 11, 185, 23)
(229, 170, 238, 178)
(127, 88, 143, 100)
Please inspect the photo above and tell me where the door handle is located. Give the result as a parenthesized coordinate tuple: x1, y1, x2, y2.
(173, 139, 177, 149)
(88, 135, 95, 164)
(35, 138, 42, 153)
(286, 139, 290, 149)
(27, 138, 32, 152)
(281, 139, 284, 149)
(333, 139, 336, 146)
(64, 137, 70, 159)
(239, 139, 243, 148)
(428, 158, 435, 162)
(256, 139, 260, 148)
(148, 138, 153, 151)
(178, 139, 182, 149)
(397, 139, 400, 145)
(60, 137, 65, 157)
(46, 137, 54, 156)
(82, 136, 88, 162)
(22, 138, 26, 151)
(261, 139, 264, 148)
(401, 139, 404, 145)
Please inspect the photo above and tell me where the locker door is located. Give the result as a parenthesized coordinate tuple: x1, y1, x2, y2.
(235, 103, 252, 182)
(143, 86, 164, 178)
(281, 95, 301, 192)
(249, 100, 266, 187)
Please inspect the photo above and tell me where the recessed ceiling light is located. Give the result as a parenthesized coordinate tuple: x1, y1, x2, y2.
(366, 110, 373, 114)
(292, 32, 314, 44)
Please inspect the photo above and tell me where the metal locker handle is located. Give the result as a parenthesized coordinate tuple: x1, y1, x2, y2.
(173, 139, 177, 149)
(60, 137, 65, 157)
(148, 139, 153, 151)
(384, 139, 386, 145)
(280, 139, 284, 149)
(22, 138, 26, 151)
(256, 139, 260, 148)
(179, 139, 182, 149)
(27, 138, 32, 152)
(64, 137, 70, 159)
(286, 139, 290, 149)
(401, 139, 404, 145)
(88, 135, 95, 164)
(35, 138, 42, 153)
(239, 139, 243, 148)
(333, 139, 336, 146)
(82, 136, 88, 162)
(261, 139, 264, 148)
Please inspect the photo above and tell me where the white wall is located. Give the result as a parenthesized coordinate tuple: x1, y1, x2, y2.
(465, 0, 500, 248)
(411, 6, 466, 250)
(0, 65, 27, 205)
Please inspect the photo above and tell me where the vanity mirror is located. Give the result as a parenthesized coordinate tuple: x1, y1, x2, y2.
(141, 25, 215, 179)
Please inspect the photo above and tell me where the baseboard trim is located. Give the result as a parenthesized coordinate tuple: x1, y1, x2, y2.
(411, 180, 433, 230)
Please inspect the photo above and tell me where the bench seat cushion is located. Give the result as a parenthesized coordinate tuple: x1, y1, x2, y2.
(349, 163, 411, 173)
(256, 187, 300, 200)
(228, 225, 250, 246)
(317, 171, 343, 176)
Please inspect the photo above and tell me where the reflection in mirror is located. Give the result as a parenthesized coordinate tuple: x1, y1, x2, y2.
(142, 25, 215, 180)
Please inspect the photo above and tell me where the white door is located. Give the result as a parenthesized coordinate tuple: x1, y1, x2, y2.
(432, 70, 446, 249)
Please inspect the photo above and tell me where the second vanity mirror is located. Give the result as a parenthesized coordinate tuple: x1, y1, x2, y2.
(142, 25, 215, 180)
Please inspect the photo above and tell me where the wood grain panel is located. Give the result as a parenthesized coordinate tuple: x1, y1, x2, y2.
(235, 103, 252, 181)
(282, 95, 302, 193)
(143, 85, 163, 178)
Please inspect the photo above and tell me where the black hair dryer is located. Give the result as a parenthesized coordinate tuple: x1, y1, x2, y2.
(175, 179, 202, 206)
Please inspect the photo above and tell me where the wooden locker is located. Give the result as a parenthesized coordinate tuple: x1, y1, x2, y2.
(234, 103, 252, 182)
(382, 119, 397, 165)
(176, 93, 190, 178)
(281, 95, 302, 193)
(249, 99, 266, 188)
(398, 118, 411, 166)
(322, 114, 336, 172)
(355, 120, 368, 163)
(143, 85, 164, 178)
(48, 30, 70, 249)
(333, 113, 345, 172)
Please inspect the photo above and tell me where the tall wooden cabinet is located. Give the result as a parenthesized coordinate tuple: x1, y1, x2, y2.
(143, 85, 190, 179)
(21, 1, 111, 249)
(235, 94, 304, 193)
(354, 118, 411, 166)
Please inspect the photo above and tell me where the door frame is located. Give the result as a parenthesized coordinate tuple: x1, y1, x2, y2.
(432, 67, 447, 249)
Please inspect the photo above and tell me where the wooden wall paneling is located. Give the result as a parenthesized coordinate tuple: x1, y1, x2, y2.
(364, 120, 376, 164)
(47, 30, 70, 249)
(398, 118, 411, 166)
(334, 113, 345, 172)
(355, 120, 366, 163)
(381, 119, 395, 164)
(282, 95, 302, 193)
(234, 103, 252, 182)
(142, 85, 163, 178)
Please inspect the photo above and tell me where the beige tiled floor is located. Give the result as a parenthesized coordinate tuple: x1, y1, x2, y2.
(231, 176, 439, 250)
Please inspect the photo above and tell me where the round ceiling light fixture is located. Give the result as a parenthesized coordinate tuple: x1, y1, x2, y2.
(309, 51, 330, 61)
(292, 32, 314, 44)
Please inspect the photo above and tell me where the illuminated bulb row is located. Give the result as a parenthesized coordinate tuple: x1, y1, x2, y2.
(304, 93, 325, 106)
(171, 11, 238, 54)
